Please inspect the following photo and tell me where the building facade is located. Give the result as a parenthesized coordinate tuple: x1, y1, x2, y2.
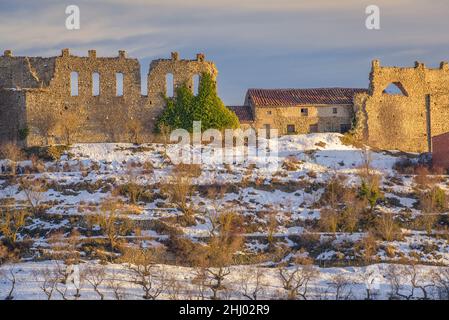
(0, 49, 216, 146)
(230, 88, 367, 135)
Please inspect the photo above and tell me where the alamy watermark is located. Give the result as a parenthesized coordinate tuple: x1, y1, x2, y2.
(65, 5, 80, 30)
(365, 5, 380, 30)
(166, 121, 280, 171)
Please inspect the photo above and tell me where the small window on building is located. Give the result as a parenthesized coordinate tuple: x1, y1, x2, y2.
(333, 107, 338, 114)
(267, 110, 272, 115)
(166, 73, 174, 97)
(92, 72, 100, 96)
(309, 124, 318, 133)
(301, 108, 308, 116)
(192, 74, 199, 96)
(287, 124, 295, 134)
(340, 124, 351, 133)
(116, 73, 124, 96)
(70, 72, 79, 96)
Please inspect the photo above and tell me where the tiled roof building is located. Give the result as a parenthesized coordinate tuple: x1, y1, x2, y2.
(229, 87, 367, 135)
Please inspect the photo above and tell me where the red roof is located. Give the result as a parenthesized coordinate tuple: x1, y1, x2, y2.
(227, 105, 254, 123)
(246, 88, 368, 107)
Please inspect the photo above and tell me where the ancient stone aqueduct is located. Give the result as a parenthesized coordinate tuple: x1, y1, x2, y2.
(1, 48, 449, 154)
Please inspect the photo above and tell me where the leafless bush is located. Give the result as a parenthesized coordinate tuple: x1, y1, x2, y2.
(191, 267, 210, 300)
(199, 212, 244, 300)
(385, 264, 433, 300)
(375, 212, 402, 241)
(319, 208, 339, 233)
(33, 266, 58, 300)
(87, 200, 132, 253)
(166, 273, 184, 300)
(162, 175, 195, 225)
(0, 207, 28, 246)
(278, 263, 318, 300)
(326, 273, 353, 300)
(239, 268, 267, 300)
(19, 177, 47, 215)
(0, 143, 23, 175)
(2, 267, 17, 300)
(431, 268, 449, 300)
(107, 270, 127, 300)
(85, 264, 107, 300)
(121, 247, 166, 300)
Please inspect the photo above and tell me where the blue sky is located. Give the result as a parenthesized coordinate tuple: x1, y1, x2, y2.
(1, 0, 448, 104)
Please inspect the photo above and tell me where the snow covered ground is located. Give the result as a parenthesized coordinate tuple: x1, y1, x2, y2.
(0, 261, 447, 300)
(1, 133, 449, 300)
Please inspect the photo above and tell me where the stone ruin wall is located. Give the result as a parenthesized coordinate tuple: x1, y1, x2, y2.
(147, 52, 217, 129)
(0, 49, 216, 146)
(354, 60, 449, 153)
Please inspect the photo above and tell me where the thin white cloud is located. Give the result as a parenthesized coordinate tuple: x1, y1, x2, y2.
(1, 0, 448, 103)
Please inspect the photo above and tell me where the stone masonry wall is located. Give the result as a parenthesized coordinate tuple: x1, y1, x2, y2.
(354, 60, 449, 153)
(253, 105, 354, 135)
(0, 49, 216, 146)
(147, 52, 217, 130)
(0, 89, 27, 144)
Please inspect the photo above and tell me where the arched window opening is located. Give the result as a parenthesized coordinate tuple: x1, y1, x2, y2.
(116, 73, 124, 96)
(383, 82, 408, 96)
(92, 72, 100, 96)
(166, 73, 174, 98)
(70, 72, 79, 96)
(192, 74, 200, 96)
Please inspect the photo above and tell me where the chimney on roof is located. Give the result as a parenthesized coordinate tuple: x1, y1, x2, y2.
(171, 52, 179, 61)
(196, 53, 205, 62)
(372, 59, 380, 69)
(3, 50, 12, 57)
(88, 50, 97, 59)
(415, 61, 425, 69)
(118, 50, 127, 59)
(61, 48, 70, 57)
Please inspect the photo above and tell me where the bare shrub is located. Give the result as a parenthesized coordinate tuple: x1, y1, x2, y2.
(121, 247, 166, 300)
(374, 212, 401, 241)
(173, 163, 202, 178)
(85, 264, 107, 300)
(0, 207, 28, 246)
(355, 232, 378, 263)
(198, 212, 244, 300)
(33, 266, 58, 300)
(239, 268, 267, 300)
(385, 264, 432, 300)
(88, 200, 132, 253)
(0, 143, 24, 175)
(418, 186, 447, 215)
(107, 271, 127, 300)
(2, 267, 18, 300)
(19, 177, 47, 215)
(414, 166, 432, 189)
(319, 208, 339, 233)
(278, 262, 318, 300)
(162, 175, 195, 225)
(326, 273, 353, 300)
(431, 268, 449, 300)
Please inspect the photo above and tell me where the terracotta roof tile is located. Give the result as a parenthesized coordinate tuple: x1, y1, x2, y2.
(227, 105, 254, 123)
(247, 88, 368, 107)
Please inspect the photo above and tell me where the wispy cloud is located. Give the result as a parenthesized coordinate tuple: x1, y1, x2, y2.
(1, 0, 448, 103)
